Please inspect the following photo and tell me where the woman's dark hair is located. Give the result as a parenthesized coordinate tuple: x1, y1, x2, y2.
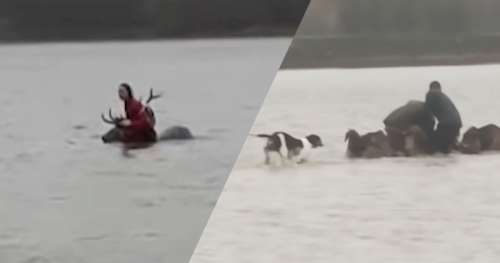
(119, 83, 133, 98)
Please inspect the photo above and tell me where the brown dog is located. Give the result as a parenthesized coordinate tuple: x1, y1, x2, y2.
(459, 124, 500, 154)
(403, 125, 433, 156)
(345, 129, 393, 158)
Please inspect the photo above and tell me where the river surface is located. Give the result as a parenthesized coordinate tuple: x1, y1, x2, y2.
(191, 65, 500, 263)
(0, 38, 291, 263)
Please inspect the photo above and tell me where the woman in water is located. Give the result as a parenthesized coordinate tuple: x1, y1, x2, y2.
(117, 83, 157, 142)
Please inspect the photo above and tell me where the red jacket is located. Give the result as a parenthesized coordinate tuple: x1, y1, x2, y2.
(124, 98, 154, 130)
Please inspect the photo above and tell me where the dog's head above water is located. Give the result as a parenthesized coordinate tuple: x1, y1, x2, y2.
(344, 129, 360, 142)
(459, 126, 482, 154)
(306, 134, 323, 148)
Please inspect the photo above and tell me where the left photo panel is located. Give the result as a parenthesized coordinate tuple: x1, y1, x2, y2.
(0, 1, 309, 262)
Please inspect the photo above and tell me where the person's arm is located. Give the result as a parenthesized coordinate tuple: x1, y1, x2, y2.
(119, 119, 132, 127)
(119, 112, 150, 129)
(128, 116, 150, 129)
(425, 91, 439, 114)
(424, 92, 432, 107)
(120, 99, 148, 128)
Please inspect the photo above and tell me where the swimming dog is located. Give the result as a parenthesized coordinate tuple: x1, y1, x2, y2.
(345, 129, 394, 158)
(459, 124, 500, 154)
(253, 132, 323, 165)
(402, 125, 433, 156)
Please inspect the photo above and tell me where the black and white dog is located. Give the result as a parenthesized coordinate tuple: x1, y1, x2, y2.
(253, 132, 323, 165)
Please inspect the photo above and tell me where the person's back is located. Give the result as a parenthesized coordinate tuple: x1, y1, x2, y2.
(425, 83, 462, 127)
(425, 81, 462, 153)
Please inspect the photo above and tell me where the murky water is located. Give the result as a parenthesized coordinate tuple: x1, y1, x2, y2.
(192, 65, 500, 263)
(0, 38, 291, 263)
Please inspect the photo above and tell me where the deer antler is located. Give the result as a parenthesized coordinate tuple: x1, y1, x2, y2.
(146, 88, 162, 104)
(101, 108, 124, 125)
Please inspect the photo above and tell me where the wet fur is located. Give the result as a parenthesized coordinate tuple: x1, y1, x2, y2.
(256, 132, 323, 165)
(346, 127, 433, 158)
(460, 124, 500, 154)
(345, 129, 394, 158)
(403, 125, 433, 156)
(102, 125, 193, 143)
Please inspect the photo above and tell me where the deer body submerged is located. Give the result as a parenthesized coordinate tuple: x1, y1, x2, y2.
(101, 125, 193, 143)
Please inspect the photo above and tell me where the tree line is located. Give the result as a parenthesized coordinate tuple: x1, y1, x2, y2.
(335, 0, 500, 36)
(0, 0, 309, 41)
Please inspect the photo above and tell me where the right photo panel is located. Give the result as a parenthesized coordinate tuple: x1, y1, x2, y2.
(192, 1, 500, 262)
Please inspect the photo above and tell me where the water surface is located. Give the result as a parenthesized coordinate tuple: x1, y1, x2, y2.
(192, 65, 500, 263)
(0, 38, 291, 263)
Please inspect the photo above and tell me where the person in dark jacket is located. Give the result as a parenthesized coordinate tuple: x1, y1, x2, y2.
(425, 81, 462, 153)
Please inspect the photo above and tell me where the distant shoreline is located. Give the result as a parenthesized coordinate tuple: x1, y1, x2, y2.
(282, 36, 500, 69)
(0, 26, 298, 45)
